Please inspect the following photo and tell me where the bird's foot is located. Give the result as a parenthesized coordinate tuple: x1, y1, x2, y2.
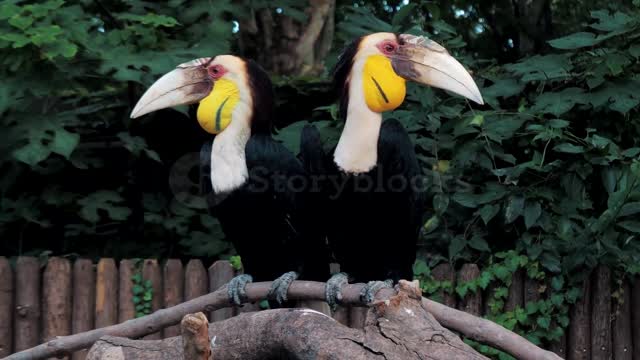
(267, 271, 299, 305)
(360, 279, 394, 304)
(227, 274, 253, 306)
(325, 272, 349, 310)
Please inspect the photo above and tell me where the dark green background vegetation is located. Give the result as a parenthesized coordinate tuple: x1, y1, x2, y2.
(1, 0, 640, 355)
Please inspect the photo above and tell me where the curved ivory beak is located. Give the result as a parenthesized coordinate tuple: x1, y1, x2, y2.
(130, 58, 214, 119)
(391, 34, 484, 105)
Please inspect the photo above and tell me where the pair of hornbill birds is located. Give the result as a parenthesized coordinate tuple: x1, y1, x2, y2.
(131, 32, 483, 307)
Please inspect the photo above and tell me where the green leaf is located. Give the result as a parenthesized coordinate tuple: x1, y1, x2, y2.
(478, 204, 500, 224)
(621, 148, 640, 157)
(469, 236, 490, 252)
(504, 195, 525, 224)
(617, 221, 640, 233)
(433, 194, 449, 214)
(391, 3, 417, 28)
(532, 88, 587, 116)
(541, 253, 561, 273)
(524, 201, 542, 229)
(551, 276, 564, 291)
(12, 123, 80, 166)
(548, 32, 600, 49)
(537, 315, 551, 329)
(448, 236, 466, 259)
(423, 216, 440, 234)
(412, 259, 429, 276)
(553, 143, 585, 154)
(78, 191, 132, 223)
(9, 14, 33, 30)
(619, 202, 640, 217)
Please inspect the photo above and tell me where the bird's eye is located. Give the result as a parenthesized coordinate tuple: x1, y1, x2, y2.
(208, 65, 224, 78)
(381, 41, 397, 55)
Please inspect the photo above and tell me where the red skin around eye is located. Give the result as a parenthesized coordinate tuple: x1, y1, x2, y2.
(208, 65, 228, 79)
(377, 40, 398, 56)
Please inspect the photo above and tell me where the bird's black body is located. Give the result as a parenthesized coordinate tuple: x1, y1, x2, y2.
(301, 35, 424, 286)
(198, 59, 329, 300)
(200, 135, 328, 283)
(302, 120, 423, 283)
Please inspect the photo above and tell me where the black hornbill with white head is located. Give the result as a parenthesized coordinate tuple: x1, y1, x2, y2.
(131, 55, 329, 306)
(301, 33, 484, 305)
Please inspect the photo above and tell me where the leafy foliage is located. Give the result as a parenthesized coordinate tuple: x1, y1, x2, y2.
(1, 1, 639, 355)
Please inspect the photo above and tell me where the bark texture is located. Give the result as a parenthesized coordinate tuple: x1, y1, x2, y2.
(181, 313, 211, 360)
(86, 281, 486, 360)
(238, 0, 335, 76)
(72, 259, 95, 360)
(7, 280, 561, 360)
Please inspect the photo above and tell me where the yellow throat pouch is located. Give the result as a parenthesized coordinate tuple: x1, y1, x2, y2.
(197, 78, 240, 134)
(362, 55, 406, 113)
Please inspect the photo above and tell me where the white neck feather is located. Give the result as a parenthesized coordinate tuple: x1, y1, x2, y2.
(334, 58, 382, 174)
(210, 92, 252, 194)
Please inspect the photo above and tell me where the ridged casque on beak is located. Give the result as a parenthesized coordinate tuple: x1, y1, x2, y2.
(391, 34, 484, 105)
(130, 58, 214, 119)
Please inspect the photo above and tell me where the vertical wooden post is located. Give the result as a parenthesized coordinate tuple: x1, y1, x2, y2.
(208, 260, 234, 322)
(0, 257, 13, 358)
(349, 307, 367, 329)
(163, 259, 184, 338)
(118, 259, 135, 323)
(458, 264, 482, 316)
(42, 257, 72, 359)
(95, 259, 118, 328)
(613, 279, 632, 360)
(14, 256, 40, 352)
(142, 259, 163, 340)
(72, 259, 95, 360)
(550, 330, 568, 359)
(568, 276, 591, 360)
(431, 263, 457, 308)
(505, 269, 524, 312)
(632, 276, 640, 360)
(591, 266, 611, 360)
(524, 276, 542, 304)
(185, 260, 208, 301)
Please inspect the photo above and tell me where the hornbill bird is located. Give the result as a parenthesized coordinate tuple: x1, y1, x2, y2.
(301, 33, 484, 306)
(131, 55, 329, 306)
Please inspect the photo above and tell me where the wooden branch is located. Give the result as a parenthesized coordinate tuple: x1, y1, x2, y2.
(7, 280, 561, 360)
(86, 281, 486, 360)
(181, 313, 211, 360)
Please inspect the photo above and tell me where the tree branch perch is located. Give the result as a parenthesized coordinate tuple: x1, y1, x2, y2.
(6, 280, 561, 360)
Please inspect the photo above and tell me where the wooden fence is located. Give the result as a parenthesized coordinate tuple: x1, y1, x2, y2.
(0, 257, 638, 360)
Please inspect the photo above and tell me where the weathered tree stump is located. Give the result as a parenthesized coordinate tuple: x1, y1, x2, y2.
(86, 281, 487, 360)
(181, 313, 211, 360)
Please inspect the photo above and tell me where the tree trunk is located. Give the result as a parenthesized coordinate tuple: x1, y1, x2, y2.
(238, 0, 335, 76)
